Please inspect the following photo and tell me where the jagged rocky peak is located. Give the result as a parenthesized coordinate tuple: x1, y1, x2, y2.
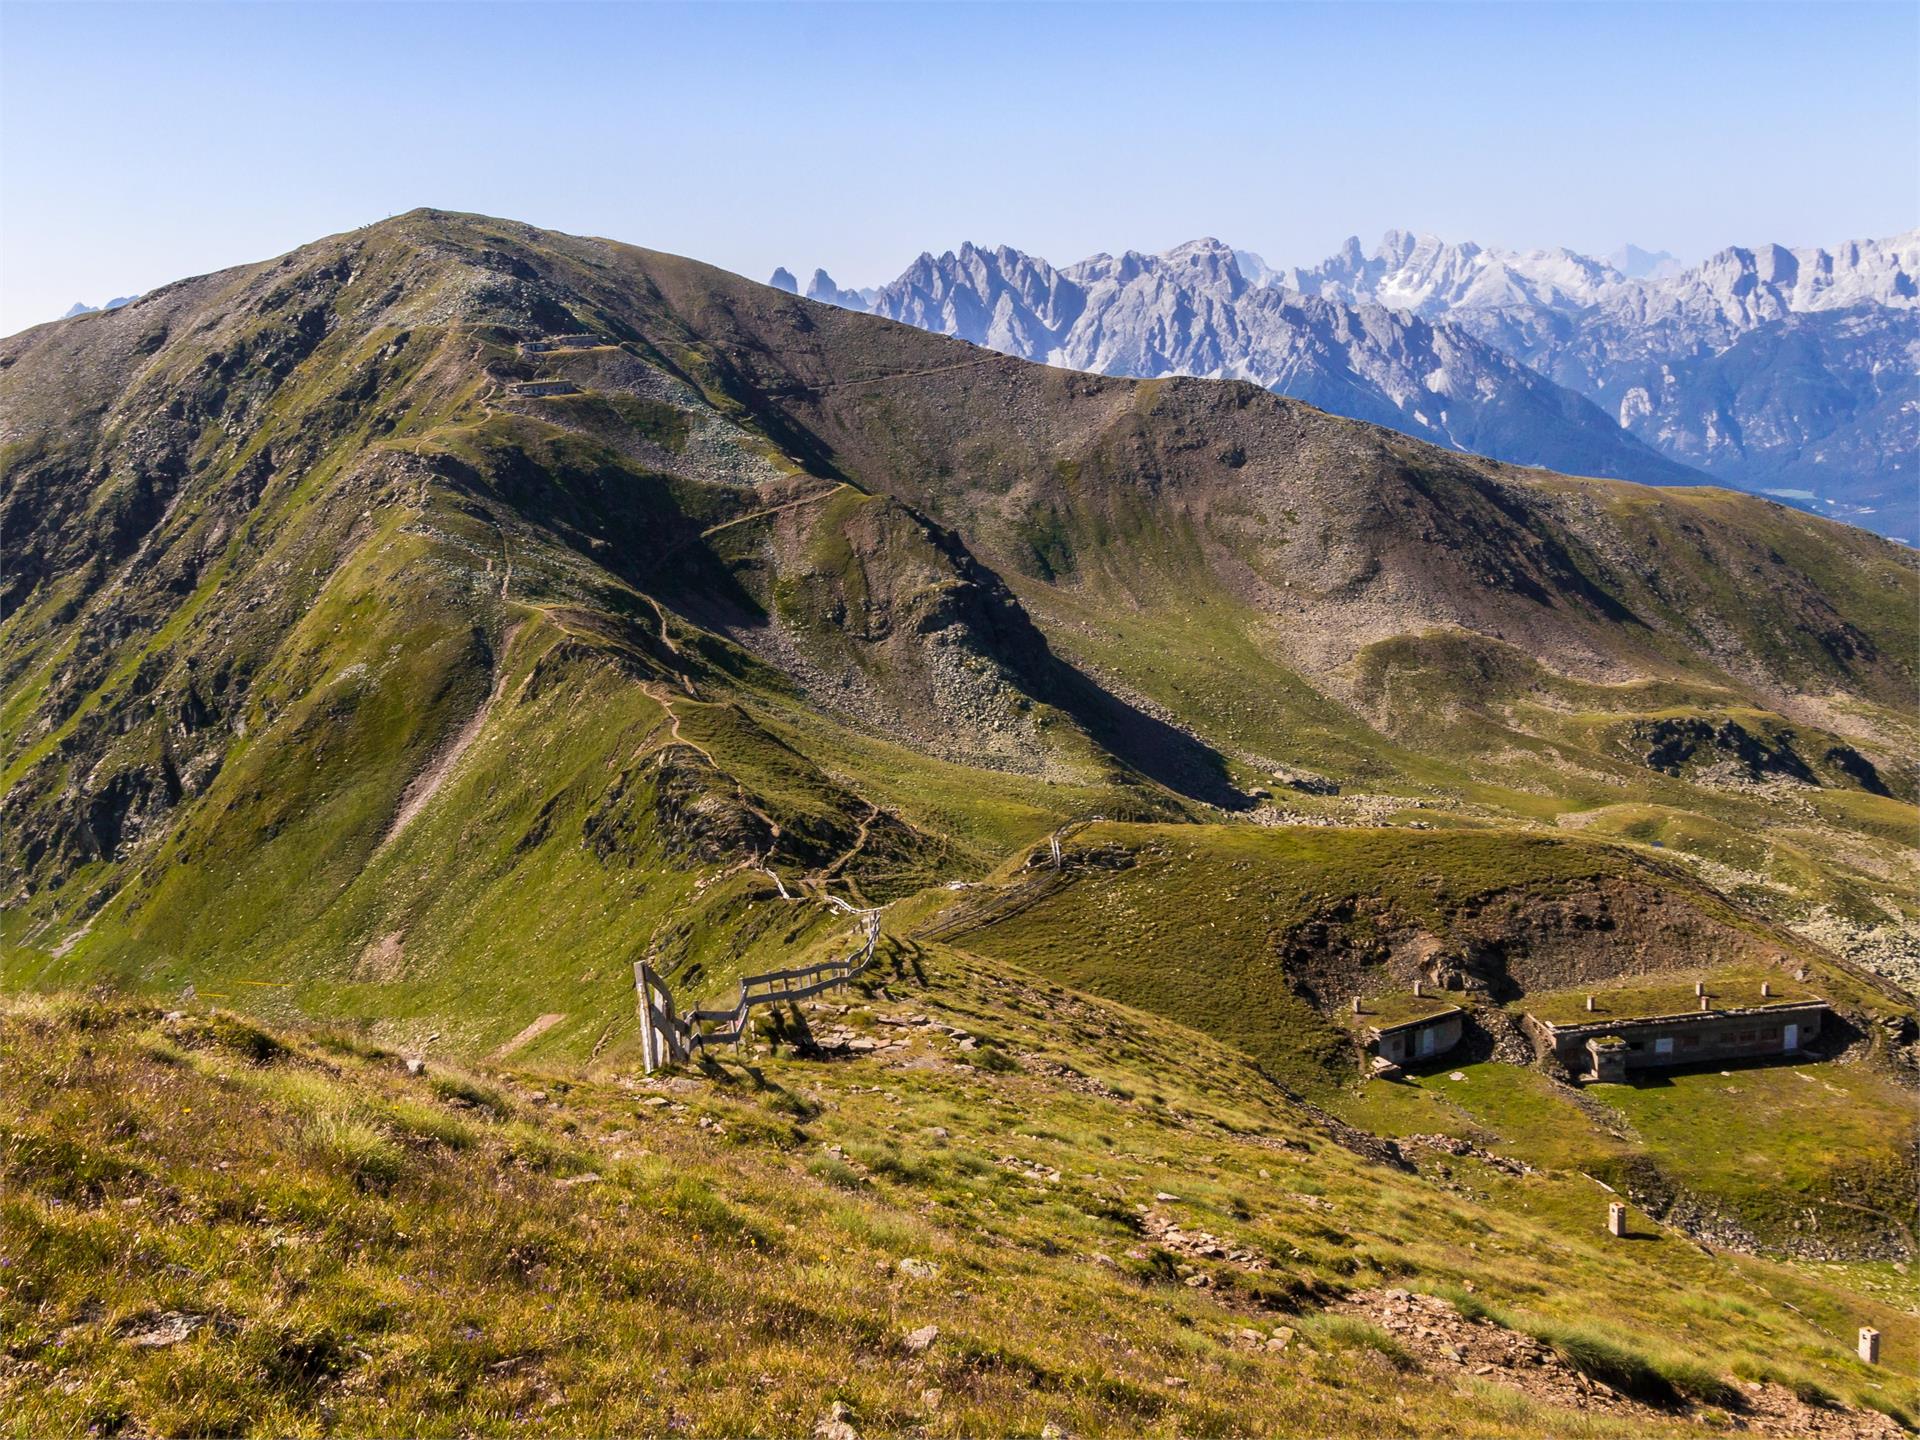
(1283, 230, 1624, 315)
(1674, 232, 1920, 314)
(1071, 236, 1247, 294)
(59, 295, 138, 321)
(1232, 247, 1282, 288)
(861, 233, 1697, 485)
(765, 264, 874, 310)
(869, 242, 1083, 347)
(797, 268, 874, 312)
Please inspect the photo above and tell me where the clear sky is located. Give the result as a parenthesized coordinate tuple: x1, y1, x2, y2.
(3, 0, 1916, 335)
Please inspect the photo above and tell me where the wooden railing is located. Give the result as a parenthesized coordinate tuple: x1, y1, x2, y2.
(634, 818, 1100, 1069)
(635, 910, 881, 1072)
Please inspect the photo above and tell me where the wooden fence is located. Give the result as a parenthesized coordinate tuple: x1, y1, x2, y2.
(635, 910, 881, 1072)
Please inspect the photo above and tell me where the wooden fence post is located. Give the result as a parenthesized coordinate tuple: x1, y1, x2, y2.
(637, 962, 688, 1070)
(662, 972, 686, 1063)
(635, 961, 657, 1072)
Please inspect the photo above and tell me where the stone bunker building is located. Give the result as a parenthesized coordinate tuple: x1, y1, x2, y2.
(1361, 1001, 1464, 1070)
(1521, 970, 1829, 1083)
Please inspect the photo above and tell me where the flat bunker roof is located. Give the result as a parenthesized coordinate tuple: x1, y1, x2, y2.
(1522, 966, 1822, 1030)
(1351, 992, 1463, 1034)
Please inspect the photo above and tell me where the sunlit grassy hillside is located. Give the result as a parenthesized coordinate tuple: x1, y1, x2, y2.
(5, 954, 1915, 1438)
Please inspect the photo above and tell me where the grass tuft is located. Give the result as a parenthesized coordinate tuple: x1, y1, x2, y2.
(304, 1110, 406, 1190)
(807, 1154, 864, 1190)
(1300, 1314, 1417, 1371)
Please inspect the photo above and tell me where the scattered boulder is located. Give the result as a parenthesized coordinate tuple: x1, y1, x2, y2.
(120, 1311, 204, 1348)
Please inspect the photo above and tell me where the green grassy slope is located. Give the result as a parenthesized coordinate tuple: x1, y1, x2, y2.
(944, 822, 1898, 1088)
(5, 959, 1914, 1438)
(4, 208, 1916, 1013)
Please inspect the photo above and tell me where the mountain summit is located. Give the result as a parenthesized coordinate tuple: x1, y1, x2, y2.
(4, 207, 1911, 964)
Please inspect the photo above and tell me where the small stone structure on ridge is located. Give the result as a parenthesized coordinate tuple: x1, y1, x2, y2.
(517, 333, 605, 356)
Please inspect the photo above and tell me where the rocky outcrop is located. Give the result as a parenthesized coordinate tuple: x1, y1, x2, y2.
(1279, 876, 1800, 1010)
(1624, 717, 1892, 796)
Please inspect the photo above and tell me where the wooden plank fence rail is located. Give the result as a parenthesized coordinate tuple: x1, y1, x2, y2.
(636, 910, 881, 1072)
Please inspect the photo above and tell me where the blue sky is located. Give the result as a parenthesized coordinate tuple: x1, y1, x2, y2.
(2, 1, 1915, 335)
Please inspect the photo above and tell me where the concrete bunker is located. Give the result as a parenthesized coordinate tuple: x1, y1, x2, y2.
(1356, 992, 1465, 1072)
(1520, 968, 1829, 1083)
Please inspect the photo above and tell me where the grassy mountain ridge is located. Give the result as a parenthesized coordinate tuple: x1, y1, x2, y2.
(2, 210, 1916, 1433)
(1, 203, 1914, 1010)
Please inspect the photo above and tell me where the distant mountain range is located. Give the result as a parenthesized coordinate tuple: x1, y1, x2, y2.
(782, 230, 1919, 540)
(846, 238, 1701, 488)
(61, 295, 138, 319)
